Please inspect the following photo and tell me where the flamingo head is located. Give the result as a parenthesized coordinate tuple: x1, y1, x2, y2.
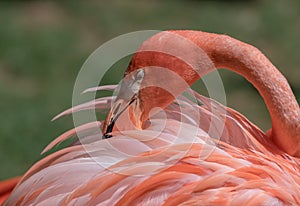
(102, 63, 188, 137)
(102, 32, 206, 137)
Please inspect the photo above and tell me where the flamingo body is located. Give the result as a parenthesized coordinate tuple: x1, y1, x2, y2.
(5, 89, 300, 205)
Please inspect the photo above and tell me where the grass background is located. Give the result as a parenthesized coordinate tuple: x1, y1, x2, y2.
(0, 0, 299, 180)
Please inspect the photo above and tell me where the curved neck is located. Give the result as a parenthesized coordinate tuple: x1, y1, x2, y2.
(168, 30, 300, 156)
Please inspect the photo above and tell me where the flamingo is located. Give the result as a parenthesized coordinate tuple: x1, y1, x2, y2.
(2, 30, 300, 205)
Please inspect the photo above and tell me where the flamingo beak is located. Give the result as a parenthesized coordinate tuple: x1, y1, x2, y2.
(102, 69, 145, 139)
(102, 96, 137, 139)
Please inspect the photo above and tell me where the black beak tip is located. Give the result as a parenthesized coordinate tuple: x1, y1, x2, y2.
(102, 118, 115, 139)
(102, 133, 112, 139)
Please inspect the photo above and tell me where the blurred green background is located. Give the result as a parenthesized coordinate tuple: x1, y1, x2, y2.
(0, 0, 299, 180)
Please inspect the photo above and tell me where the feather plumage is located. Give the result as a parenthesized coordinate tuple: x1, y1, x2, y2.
(5, 87, 300, 205)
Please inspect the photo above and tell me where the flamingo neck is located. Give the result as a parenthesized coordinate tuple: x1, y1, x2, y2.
(168, 30, 300, 156)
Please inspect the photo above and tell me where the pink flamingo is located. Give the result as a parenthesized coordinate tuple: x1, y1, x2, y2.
(2, 30, 300, 205)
